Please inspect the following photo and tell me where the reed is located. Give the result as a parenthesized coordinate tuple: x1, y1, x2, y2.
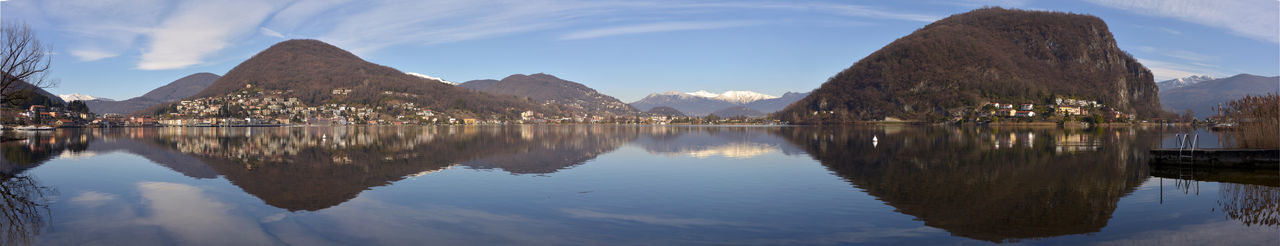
(1217, 93, 1279, 149)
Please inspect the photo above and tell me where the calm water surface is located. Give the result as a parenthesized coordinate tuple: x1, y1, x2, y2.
(0, 126, 1276, 245)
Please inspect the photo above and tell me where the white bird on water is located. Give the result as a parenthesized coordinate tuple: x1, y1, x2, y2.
(872, 136, 879, 147)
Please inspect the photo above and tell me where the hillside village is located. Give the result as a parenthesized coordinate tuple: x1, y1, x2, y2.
(958, 97, 1135, 123)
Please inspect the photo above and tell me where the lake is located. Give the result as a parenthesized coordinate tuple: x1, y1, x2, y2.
(1, 126, 1276, 245)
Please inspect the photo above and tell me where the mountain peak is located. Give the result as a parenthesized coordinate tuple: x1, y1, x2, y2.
(190, 39, 543, 117)
(631, 90, 802, 116)
(717, 90, 778, 103)
(258, 39, 360, 61)
(686, 90, 720, 98)
(778, 7, 1161, 123)
(1157, 75, 1214, 90)
(406, 72, 457, 85)
(59, 93, 103, 102)
(458, 73, 636, 116)
(679, 90, 777, 104)
(1160, 73, 1279, 118)
(528, 73, 559, 80)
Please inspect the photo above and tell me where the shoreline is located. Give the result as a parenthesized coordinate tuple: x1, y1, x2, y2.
(4, 121, 1195, 128)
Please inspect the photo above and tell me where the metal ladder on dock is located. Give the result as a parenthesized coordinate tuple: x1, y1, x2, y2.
(1174, 133, 1199, 162)
(1173, 133, 1199, 187)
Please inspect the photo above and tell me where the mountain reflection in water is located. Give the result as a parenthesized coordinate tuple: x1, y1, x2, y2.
(0, 126, 1276, 244)
(777, 126, 1157, 242)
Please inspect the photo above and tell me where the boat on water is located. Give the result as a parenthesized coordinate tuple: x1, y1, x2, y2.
(15, 125, 56, 131)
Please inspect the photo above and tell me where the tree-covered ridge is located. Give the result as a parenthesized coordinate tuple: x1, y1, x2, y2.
(460, 73, 639, 116)
(778, 7, 1160, 123)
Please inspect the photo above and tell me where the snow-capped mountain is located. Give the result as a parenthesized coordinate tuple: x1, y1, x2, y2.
(682, 90, 779, 104)
(631, 90, 807, 116)
(58, 93, 108, 102)
(685, 90, 721, 98)
(1156, 75, 1214, 90)
(406, 72, 458, 85)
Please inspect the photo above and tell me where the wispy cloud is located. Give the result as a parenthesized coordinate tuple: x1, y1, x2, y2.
(562, 208, 745, 227)
(562, 21, 760, 40)
(11, 0, 942, 69)
(314, 1, 940, 54)
(816, 4, 941, 22)
(677, 2, 942, 22)
(25, 0, 169, 62)
(1138, 58, 1223, 80)
(137, 0, 278, 70)
(69, 48, 119, 61)
(259, 27, 286, 39)
(265, 0, 354, 32)
(314, 0, 593, 55)
(1086, 0, 1279, 43)
(137, 182, 276, 245)
(1135, 45, 1216, 62)
(1155, 26, 1183, 35)
(70, 190, 118, 207)
(939, 0, 1030, 8)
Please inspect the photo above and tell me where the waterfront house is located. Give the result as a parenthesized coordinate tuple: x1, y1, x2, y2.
(1055, 106, 1082, 116)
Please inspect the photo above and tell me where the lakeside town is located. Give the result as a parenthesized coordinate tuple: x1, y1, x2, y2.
(1, 85, 1165, 130)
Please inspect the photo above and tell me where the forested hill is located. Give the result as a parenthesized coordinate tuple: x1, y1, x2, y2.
(459, 73, 638, 116)
(2, 76, 65, 108)
(191, 39, 544, 117)
(87, 72, 219, 114)
(778, 7, 1160, 123)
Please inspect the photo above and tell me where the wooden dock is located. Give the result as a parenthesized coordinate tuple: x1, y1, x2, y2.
(1149, 164, 1280, 187)
(1149, 148, 1280, 168)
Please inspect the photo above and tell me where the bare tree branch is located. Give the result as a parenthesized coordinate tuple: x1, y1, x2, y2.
(1, 22, 56, 108)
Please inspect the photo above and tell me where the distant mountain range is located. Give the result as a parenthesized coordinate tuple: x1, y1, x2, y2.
(630, 90, 808, 116)
(686, 90, 778, 104)
(743, 92, 810, 113)
(712, 106, 766, 118)
(1156, 75, 1214, 90)
(85, 72, 220, 115)
(189, 39, 545, 117)
(778, 7, 1161, 123)
(1160, 74, 1279, 118)
(460, 73, 637, 116)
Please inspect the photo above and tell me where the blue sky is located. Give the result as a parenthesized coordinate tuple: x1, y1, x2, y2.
(1, 0, 1277, 102)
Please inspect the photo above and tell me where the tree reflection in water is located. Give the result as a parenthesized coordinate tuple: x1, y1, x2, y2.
(1150, 164, 1280, 227)
(0, 131, 77, 245)
(1218, 183, 1279, 227)
(0, 172, 55, 246)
